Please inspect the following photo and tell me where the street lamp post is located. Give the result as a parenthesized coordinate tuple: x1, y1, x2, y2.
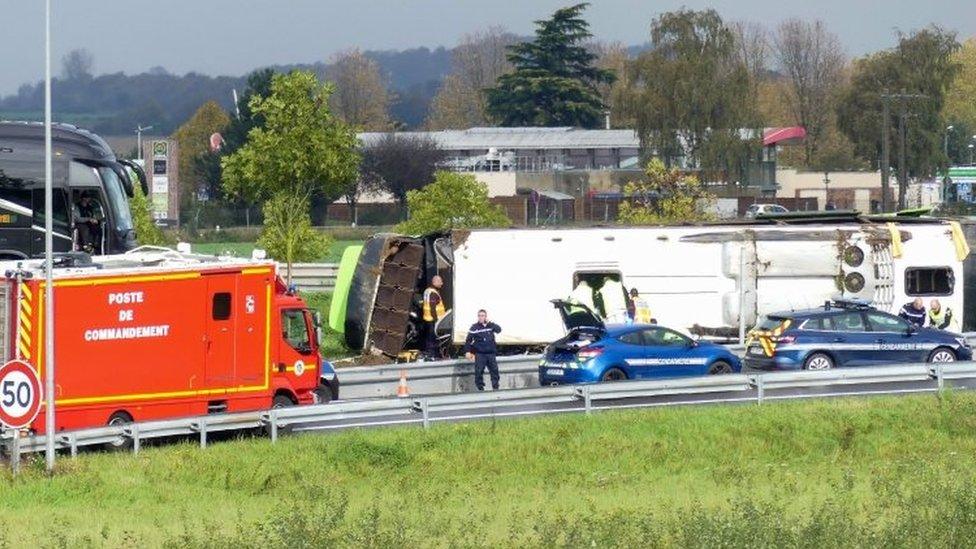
(944, 125, 954, 161)
(43, 0, 56, 473)
(135, 125, 154, 161)
(823, 172, 831, 210)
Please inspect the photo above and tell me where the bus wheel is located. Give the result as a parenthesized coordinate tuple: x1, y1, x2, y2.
(105, 411, 134, 451)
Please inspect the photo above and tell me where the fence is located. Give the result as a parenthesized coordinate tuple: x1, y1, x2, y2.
(285, 263, 338, 293)
(6, 361, 976, 461)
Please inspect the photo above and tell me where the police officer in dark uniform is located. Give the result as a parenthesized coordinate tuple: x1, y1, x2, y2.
(464, 309, 502, 391)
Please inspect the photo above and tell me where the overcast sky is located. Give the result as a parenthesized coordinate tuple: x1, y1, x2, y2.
(2, 0, 975, 95)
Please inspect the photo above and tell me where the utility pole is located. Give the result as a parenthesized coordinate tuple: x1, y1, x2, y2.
(898, 105, 908, 210)
(880, 90, 890, 212)
(880, 90, 927, 212)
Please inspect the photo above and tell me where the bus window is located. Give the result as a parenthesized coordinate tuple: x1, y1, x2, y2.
(0, 188, 32, 228)
(31, 188, 70, 235)
(97, 167, 133, 232)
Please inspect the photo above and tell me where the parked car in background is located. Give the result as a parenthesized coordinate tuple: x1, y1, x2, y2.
(744, 299, 971, 371)
(745, 203, 789, 218)
(538, 300, 742, 385)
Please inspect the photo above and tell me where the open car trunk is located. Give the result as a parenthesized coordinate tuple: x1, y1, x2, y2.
(548, 299, 606, 362)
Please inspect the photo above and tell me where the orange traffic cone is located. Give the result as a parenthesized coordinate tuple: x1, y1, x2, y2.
(397, 369, 410, 398)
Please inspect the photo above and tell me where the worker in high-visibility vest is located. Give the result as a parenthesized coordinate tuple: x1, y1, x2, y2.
(422, 275, 447, 359)
(928, 299, 958, 331)
(629, 288, 654, 324)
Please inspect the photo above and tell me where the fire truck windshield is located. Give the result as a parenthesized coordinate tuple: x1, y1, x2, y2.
(282, 309, 313, 354)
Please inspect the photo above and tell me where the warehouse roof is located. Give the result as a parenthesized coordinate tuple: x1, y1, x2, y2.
(357, 127, 640, 150)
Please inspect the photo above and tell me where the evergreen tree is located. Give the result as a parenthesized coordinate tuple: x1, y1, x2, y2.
(485, 3, 614, 128)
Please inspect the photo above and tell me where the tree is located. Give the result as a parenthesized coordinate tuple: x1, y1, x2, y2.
(836, 28, 961, 184)
(257, 193, 331, 285)
(222, 71, 358, 281)
(130, 179, 168, 246)
(326, 49, 393, 131)
(223, 68, 275, 152)
(485, 3, 614, 128)
(221, 71, 360, 203)
(773, 19, 846, 165)
(396, 171, 509, 234)
(427, 27, 517, 129)
(945, 38, 976, 132)
(618, 159, 715, 225)
(730, 21, 771, 98)
(626, 9, 758, 180)
(61, 48, 94, 81)
(359, 133, 446, 214)
(592, 42, 632, 128)
(172, 101, 231, 225)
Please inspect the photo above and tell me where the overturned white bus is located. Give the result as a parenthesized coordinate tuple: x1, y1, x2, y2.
(336, 213, 973, 357)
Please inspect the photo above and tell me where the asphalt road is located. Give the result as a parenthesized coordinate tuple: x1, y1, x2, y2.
(295, 375, 976, 434)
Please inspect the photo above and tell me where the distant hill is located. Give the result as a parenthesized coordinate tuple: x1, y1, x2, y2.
(0, 47, 454, 137)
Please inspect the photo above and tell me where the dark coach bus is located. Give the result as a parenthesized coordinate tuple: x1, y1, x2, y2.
(0, 121, 147, 259)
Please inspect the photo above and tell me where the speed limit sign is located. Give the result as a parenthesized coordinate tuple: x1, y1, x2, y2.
(0, 360, 42, 429)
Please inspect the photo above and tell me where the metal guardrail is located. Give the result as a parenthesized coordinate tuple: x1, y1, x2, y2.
(339, 332, 976, 399)
(283, 262, 338, 293)
(6, 361, 976, 459)
(339, 354, 542, 399)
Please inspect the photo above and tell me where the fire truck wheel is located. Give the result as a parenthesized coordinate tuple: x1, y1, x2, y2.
(105, 411, 134, 451)
(272, 394, 295, 409)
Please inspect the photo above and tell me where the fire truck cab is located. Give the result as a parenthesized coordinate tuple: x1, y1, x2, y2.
(1, 248, 334, 434)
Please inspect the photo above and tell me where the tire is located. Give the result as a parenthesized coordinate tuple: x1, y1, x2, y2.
(314, 384, 334, 404)
(105, 411, 133, 451)
(928, 347, 957, 363)
(708, 360, 733, 375)
(601, 368, 627, 382)
(804, 352, 834, 371)
(272, 394, 295, 409)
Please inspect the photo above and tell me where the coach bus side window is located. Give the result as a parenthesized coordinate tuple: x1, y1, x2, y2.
(31, 188, 70, 235)
(905, 267, 953, 296)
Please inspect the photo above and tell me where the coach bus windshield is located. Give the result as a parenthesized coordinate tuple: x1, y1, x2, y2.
(98, 166, 133, 232)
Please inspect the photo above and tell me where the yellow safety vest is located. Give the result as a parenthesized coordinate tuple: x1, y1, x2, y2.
(634, 298, 652, 324)
(422, 288, 446, 322)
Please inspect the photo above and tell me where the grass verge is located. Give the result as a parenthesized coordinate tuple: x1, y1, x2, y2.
(4, 392, 976, 546)
(192, 239, 361, 263)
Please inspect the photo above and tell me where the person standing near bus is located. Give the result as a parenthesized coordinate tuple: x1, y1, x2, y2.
(630, 288, 654, 324)
(465, 309, 502, 391)
(422, 275, 447, 360)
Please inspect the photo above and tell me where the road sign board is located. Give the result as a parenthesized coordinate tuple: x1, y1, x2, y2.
(0, 360, 42, 429)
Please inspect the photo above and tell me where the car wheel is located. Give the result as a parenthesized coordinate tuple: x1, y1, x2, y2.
(928, 347, 957, 363)
(804, 352, 834, 371)
(314, 384, 334, 404)
(708, 360, 733, 375)
(601, 368, 627, 382)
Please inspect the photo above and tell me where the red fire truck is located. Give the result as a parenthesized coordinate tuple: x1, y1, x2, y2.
(2, 249, 332, 434)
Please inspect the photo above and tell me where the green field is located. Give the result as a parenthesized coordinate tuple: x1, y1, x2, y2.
(192, 239, 361, 263)
(3, 392, 976, 546)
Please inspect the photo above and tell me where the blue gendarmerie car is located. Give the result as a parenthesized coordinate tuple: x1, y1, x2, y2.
(538, 300, 742, 384)
(744, 299, 972, 371)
